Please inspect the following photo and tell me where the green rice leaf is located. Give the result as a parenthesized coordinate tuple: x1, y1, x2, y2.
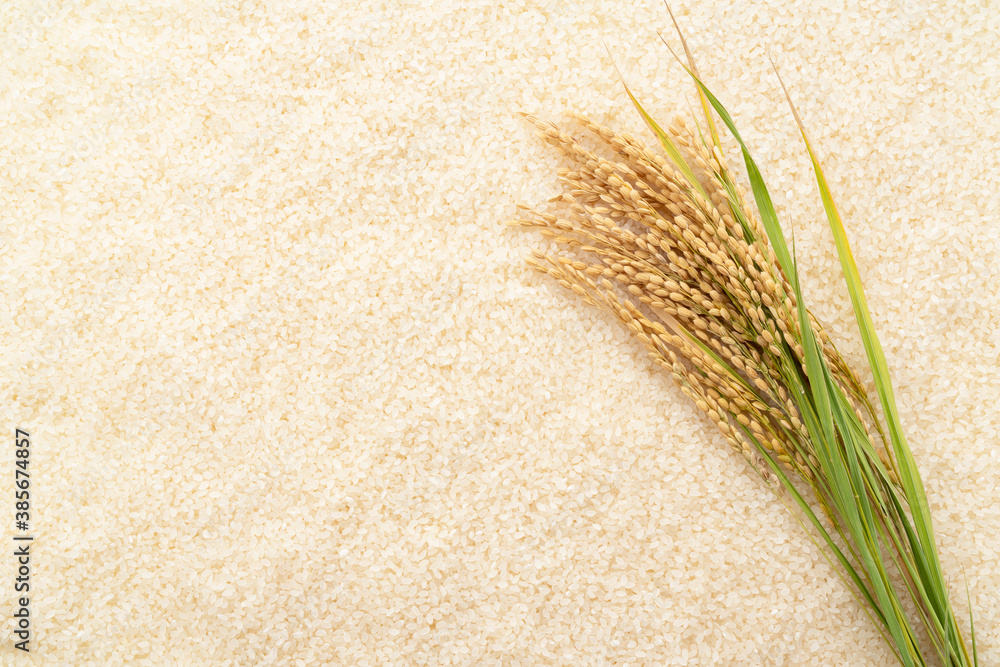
(741, 426, 890, 636)
(605, 48, 710, 201)
(769, 62, 962, 654)
(658, 3, 721, 149)
(967, 576, 979, 667)
(675, 68, 798, 288)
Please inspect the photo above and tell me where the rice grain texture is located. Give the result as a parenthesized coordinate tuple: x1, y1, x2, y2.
(0, 0, 997, 665)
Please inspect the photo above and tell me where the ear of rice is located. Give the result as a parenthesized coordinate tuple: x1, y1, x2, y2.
(511, 24, 979, 662)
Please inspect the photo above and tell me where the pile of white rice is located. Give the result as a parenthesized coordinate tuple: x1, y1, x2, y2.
(2, 0, 997, 664)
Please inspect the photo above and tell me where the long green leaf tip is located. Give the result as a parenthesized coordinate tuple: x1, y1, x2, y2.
(603, 41, 711, 202)
(966, 576, 979, 667)
(659, 0, 721, 149)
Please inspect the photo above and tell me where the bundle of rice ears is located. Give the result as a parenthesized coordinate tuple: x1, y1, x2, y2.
(509, 16, 979, 667)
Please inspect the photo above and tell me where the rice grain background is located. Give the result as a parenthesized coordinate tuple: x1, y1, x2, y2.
(0, 0, 997, 665)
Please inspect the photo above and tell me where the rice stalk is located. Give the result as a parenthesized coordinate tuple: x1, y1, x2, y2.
(507, 16, 977, 667)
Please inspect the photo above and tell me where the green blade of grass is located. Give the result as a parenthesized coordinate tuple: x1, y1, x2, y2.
(769, 61, 964, 658)
(658, 2, 721, 150)
(676, 68, 797, 288)
(765, 59, 975, 667)
(790, 250, 922, 667)
(740, 425, 891, 637)
(966, 576, 979, 667)
(604, 45, 710, 202)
